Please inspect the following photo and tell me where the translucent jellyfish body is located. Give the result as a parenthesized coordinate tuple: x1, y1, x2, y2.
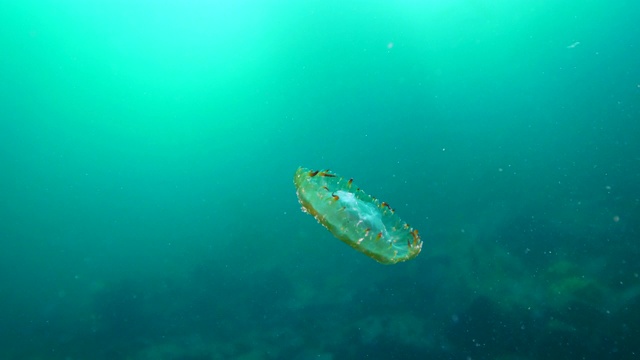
(294, 167, 422, 264)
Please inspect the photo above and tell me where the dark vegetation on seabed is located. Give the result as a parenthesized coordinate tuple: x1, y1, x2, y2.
(5, 206, 639, 359)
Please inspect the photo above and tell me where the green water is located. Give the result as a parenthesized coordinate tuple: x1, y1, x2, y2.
(1, 1, 639, 359)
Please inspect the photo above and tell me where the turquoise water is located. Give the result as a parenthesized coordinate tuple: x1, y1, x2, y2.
(1, 1, 639, 358)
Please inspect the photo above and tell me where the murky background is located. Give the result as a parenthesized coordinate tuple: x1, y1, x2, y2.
(1, 1, 639, 358)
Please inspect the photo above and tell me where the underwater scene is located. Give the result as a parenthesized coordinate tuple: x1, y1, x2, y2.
(1, 1, 639, 359)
